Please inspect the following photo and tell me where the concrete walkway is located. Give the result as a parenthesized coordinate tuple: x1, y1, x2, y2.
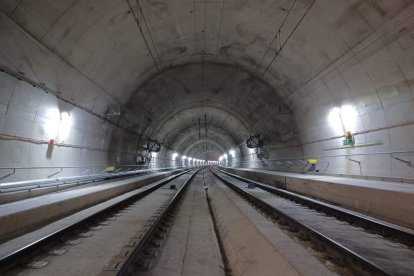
(147, 171, 225, 276)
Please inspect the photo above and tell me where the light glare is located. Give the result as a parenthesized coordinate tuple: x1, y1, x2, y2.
(44, 109, 73, 140)
(328, 105, 357, 135)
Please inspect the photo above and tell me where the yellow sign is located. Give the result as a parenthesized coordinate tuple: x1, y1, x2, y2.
(307, 159, 318, 164)
(106, 166, 115, 172)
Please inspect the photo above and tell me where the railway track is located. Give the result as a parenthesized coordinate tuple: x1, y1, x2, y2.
(3, 167, 413, 275)
(211, 168, 414, 276)
(0, 169, 201, 275)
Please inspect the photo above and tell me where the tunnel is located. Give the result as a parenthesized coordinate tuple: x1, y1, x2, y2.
(0, 1, 414, 275)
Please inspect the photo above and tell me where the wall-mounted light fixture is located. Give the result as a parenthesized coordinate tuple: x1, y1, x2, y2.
(328, 104, 357, 146)
(328, 105, 357, 135)
(44, 108, 73, 141)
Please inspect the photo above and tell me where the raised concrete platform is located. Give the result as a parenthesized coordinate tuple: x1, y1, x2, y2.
(0, 168, 179, 204)
(0, 170, 184, 243)
(222, 167, 414, 229)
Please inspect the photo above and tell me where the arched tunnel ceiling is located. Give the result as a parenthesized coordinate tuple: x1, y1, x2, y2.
(0, 0, 411, 158)
(124, 63, 296, 152)
(183, 139, 226, 161)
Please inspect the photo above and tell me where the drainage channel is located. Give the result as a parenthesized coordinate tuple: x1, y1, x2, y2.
(130, 168, 226, 276)
(203, 171, 232, 276)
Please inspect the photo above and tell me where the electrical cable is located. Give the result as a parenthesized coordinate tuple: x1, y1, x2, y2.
(127, 0, 179, 112)
(261, 0, 316, 78)
(257, 0, 298, 69)
(240, 0, 316, 135)
(215, 0, 226, 54)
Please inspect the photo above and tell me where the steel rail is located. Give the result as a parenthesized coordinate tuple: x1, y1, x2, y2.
(0, 169, 193, 272)
(116, 168, 202, 275)
(0, 167, 186, 193)
(217, 169, 414, 246)
(211, 168, 389, 276)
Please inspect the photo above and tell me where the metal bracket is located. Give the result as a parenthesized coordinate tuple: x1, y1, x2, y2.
(298, 160, 309, 172)
(345, 156, 362, 175)
(81, 169, 90, 175)
(48, 168, 63, 178)
(0, 168, 16, 181)
(320, 160, 330, 173)
(104, 104, 121, 118)
(285, 161, 294, 169)
(391, 154, 412, 167)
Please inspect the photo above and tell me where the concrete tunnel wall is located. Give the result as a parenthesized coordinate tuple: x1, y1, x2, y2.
(0, 71, 126, 181)
(249, 9, 414, 178)
(0, 1, 414, 181)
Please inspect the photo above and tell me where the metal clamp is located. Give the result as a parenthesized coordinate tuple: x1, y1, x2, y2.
(391, 154, 412, 167)
(48, 168, 63, 178)
(0, 168, 16, 180)
(345, 156, 362, 175)
(81, 169, 90, 175)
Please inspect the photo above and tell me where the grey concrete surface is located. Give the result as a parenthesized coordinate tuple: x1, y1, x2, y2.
(224, 167, 414, 229)
(207, 170, 302, 276)
(2, 3, 414, 274)
(220, 172, 414, 275)
(5, 174, 188, 276)
(146, 172, 224, 276)
(0, 170, 180, 243)
(0, 1, 414, 179)
(210, 172, 336, 276)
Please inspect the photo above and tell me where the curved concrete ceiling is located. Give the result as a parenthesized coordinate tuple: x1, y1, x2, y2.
(121, 62, 296, 148)
(183, 139, 226, 160)
(0, 0, 411, 160)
